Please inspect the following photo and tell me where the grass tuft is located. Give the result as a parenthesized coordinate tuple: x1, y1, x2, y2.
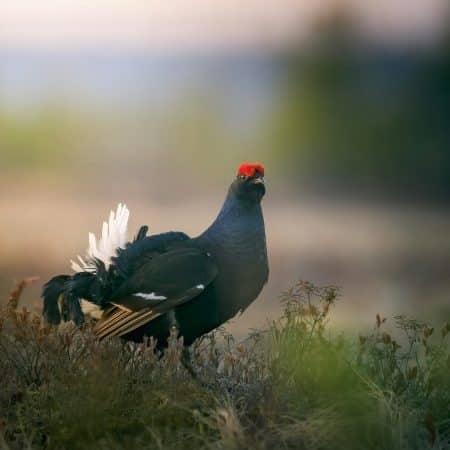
(0, 279, 449, 449)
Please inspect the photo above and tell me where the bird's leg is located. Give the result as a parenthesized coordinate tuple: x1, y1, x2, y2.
(167, 318, 197, 379)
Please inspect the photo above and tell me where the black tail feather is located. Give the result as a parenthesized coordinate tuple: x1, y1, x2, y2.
(42, 275, 70, 325)
(134, 225, 149, 242)
(42, 225, 164, 325)
(42, 265, 111, 326)
(42, 275, 86, 326)
(59, 292, 85, 326)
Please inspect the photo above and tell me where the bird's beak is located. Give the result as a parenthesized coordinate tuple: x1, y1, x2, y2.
(251, 176, 264, 185)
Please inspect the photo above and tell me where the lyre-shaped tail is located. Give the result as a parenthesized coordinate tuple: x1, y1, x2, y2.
(71, 203, 130, 272)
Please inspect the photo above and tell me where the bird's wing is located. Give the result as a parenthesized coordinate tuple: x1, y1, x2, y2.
(94, 246, 217, 340)
(111, 230, 190, 279)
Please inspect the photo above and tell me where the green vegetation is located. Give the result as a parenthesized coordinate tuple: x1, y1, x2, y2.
(2, 33, 450, 199)
(267, 35, 450, 198)
(1, 279, 449, 449)
(264, 7, 450, 198)
(0, 108, 79, 170)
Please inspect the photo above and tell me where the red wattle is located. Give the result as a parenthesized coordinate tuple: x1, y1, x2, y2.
(237, 162, 264, 177)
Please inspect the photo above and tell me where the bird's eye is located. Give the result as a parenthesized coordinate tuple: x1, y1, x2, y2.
(238, 174, 247, 180)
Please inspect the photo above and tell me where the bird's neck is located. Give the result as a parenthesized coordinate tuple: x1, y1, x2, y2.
(198, 191, 265, 247)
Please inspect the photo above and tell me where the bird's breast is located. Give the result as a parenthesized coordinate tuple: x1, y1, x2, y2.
(207, 232, 268, 320)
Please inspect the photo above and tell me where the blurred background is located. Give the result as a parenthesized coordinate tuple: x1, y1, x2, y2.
(1, 0, 449, 335)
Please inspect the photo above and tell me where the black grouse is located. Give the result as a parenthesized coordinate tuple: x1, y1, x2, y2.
(42, 162, 268, 346)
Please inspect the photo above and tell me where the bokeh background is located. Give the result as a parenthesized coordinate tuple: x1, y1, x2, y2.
(1, 0, 449, 336)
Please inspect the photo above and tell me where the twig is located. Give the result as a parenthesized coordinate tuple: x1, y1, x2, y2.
(6, 277, 39, 311)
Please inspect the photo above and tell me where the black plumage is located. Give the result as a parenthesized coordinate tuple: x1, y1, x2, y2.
(112, 230, 189, 279)
(42, 163, 268, 347)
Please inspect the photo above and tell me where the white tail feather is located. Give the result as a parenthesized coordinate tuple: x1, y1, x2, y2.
(71, 203, 130, 272)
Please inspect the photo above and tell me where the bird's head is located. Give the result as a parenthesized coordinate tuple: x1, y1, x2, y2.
(229, 162, 265, 203)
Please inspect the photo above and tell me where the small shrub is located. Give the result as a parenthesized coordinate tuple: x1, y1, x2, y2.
(0, 279, 448, 449)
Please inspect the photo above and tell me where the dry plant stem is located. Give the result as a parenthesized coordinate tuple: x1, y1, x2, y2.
(6, 277, 39, 311)
(181, 347, 198, 379)
(1, 279, 448, 449)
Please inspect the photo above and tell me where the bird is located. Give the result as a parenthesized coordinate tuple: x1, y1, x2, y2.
(42, 162, 268, 348)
